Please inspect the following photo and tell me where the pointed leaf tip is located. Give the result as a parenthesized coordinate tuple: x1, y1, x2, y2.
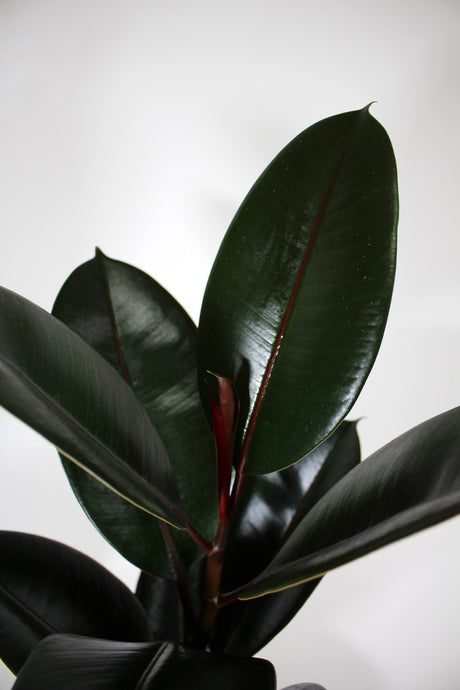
(198, 107, 397, 475)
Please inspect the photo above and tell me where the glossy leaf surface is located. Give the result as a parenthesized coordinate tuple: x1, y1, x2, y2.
(13, 635, 276, 690)
(0, 287, 186, 529)
(239, 406, 460, 598)
(135, 555, 206, 645)
(52, 251, 216, 574)
(53, 470, 176, 577)
(135, 573, 188, 644)
(12, 636, 162, 689)
(212, 583, 321, 656)
(198, 106, 397, 474)
(223, 422, 360, 590)
(0, 532, 151, 675)
(135, 639, 276, 690)
(212, 423, 360, 654)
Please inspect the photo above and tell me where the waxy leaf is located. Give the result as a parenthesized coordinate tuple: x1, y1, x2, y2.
(211, 423, 360, 654)
(134, 639, 276, 690)
(52, 470, 177, 577)
(52, 251, 217, 575)
(212, 583, 321, 657)
(222, 422, 360, 590)
(238, 406, 460, 599)
(12, 636, 162, 689)
(12, 635, 276, 690)
(0, 532, 151, 675)
(198, 106, 397, 474)
(0, 287, 186, 529)
(135, 574, 189, 644)
(135, 554, 207, 646)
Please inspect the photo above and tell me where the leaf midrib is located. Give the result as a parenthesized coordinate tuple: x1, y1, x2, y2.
(0, 584, 56, 635)
(238, 119, 358, 476)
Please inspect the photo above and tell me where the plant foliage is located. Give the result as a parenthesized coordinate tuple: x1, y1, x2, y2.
(0, 106, 459, 689)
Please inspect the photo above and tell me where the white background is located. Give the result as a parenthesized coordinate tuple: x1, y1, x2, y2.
(1, 1, 459, 688)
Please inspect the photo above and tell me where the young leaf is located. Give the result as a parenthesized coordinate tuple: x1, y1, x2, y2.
(12, 635, 277, 690)
(198, 106, 398, 475)
(0, 287, 186, 529)
(0, 532, 152, 675)
(52, 251, 217, 573)
(206, 374, 239, 520)
(238, 406, 460, 599)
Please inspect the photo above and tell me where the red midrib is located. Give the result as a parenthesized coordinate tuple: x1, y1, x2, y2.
(237, 131, 353, 477)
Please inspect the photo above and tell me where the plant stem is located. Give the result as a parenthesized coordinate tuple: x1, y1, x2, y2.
(198, 520, 230, 635)
(160, 522, 197, 635)
(186, 520, 213, 554)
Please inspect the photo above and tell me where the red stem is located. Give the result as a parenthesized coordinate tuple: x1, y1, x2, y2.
(186, 520, 213, 554)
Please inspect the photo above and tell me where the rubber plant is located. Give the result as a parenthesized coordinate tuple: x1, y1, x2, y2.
(0, 106, 459, 690)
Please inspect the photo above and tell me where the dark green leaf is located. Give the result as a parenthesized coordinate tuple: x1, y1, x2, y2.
(135, 573, 188, 644)
(223, 422, 360, 590)
(285, 421, 361, 533)
(211, 423, 360, 654)
(135, 556, 206, 645)
(0, 532, 151, 675)
(56, 470, 175, 577)
(212, 582, 321, 656)
(12, 635, 276, 690)
(198, 106, 397, 474)
(0, 287, 186, 529)
(239, 406, 460, 598)
(12, 635, 162, 689)
(135, 640, 276, 690)
(0, 589, 51, 677)
(52, 251, 217, 574)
